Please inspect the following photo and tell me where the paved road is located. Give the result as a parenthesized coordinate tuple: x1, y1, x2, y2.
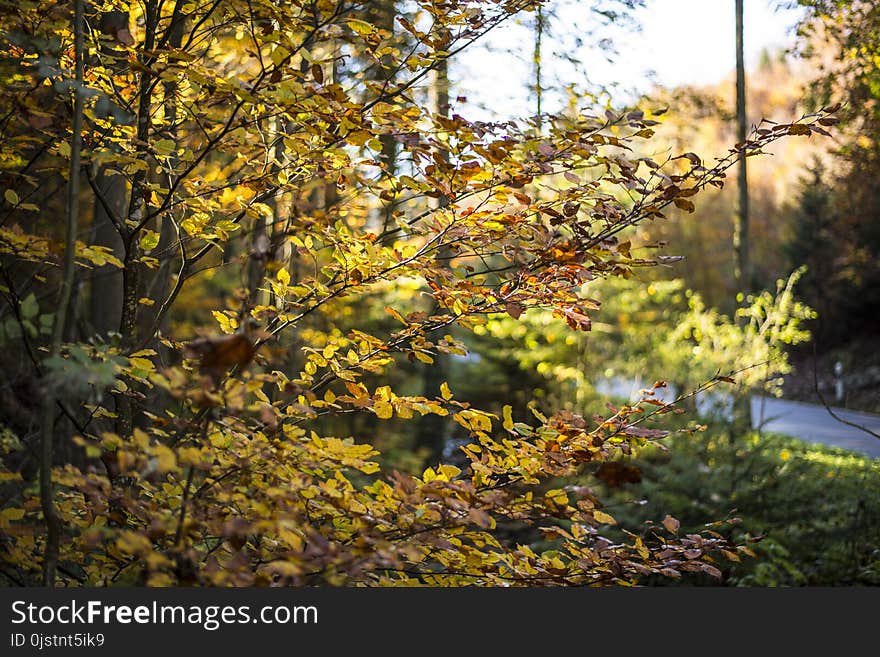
(751, 396, 880, 459)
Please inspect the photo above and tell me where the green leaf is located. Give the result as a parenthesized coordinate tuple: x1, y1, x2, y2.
(153, 139, 176, 156)
(139, 229, 160, 252)
(20, 293, 38, 320)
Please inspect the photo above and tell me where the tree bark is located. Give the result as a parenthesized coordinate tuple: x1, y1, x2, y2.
(733, 0, 749, 293)
(417, 55, 452, 464)
(89, 168, 125, 336)
(370, 2, 399, 233)
(86, 7, 131, 337)
(732, 0, 752, 440)
(39, 0, 85, 586)
(148, 6, 186, 338)
(116, 0, 158, 437)
(534, 5, 544, 130)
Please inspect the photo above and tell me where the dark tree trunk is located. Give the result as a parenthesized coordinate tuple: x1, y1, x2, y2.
(417, 55, 452, 464)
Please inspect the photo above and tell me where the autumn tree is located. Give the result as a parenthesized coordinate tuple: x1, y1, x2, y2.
(0, 0, 831, 586)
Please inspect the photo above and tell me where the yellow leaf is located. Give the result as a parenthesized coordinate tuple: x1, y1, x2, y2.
(4, 189, 19, 205)
(277, 268, 291, 286)
(440, 381, 452, 401)
(211, 310, 237, 334)
(209, 430, 233, 449)
(133, 428, 150, 450)
(178, 447, 204, 466)
(279, 527, 304, 552)
(385, 306, 407, 324)
(270, 45, 290, 67)
(129, 357, 154, 371)
(373, 399, 393, 419)
(347, 19, 376, 36)
(593, 510, 616, 525)
(116, 531, 151, 555)
(154, 444, 177, 473)
(346, 129, 373, 146)
(502, 405, 514, 431)
(1, 507, 25, 521)
(438, 464, 460, 480)
(139, 229, 160, 251)
(345, 382, 369, 398)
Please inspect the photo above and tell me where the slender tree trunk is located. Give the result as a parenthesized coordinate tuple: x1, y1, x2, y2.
(534, 5, 544, 130)
(39, 0, 85, 586)
(150, 8, 186, 338)
(370, 2, 399, 233)
(116, 0, 157, 437)
(89, 169, 125, 335)
(417, 56, 452, 464)
(732, 0, 752, 447)
(733, 0, 749, 292)
(87, 8, 130, 337)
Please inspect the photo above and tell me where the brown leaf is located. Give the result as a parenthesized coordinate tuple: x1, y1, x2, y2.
(559, 306, 591, 331)
(183, 332, 256, 378)
(674, 198, 695, 213)
(623, 426, 668, 439)
(787, 123, 812, 136)
(505, 302, 525, 319)
(702, 564, 722, 578)
(562, 201, 580, 217)
(594, 461, 642, 488)
(662, 515, 680, 534)
(311, 63, 324, 85)
(116, 28, 135, 46)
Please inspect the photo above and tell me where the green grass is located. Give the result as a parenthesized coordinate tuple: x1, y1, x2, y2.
(597, 427, 880, 585)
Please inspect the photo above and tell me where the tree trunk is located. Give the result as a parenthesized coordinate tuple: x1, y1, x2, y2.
(417, 55, 452, 464)
(148, 8, 186, 339)
(733, 0, 749, 293)
(370, 2, 399, 233)
(86, 7, 130, 337)
(533, 5, 544, 130)
(89, 168, 125, 336)
(732, 0, 752, 443)
(116, 0, 158, 437)
(40, 0, 85, 586)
